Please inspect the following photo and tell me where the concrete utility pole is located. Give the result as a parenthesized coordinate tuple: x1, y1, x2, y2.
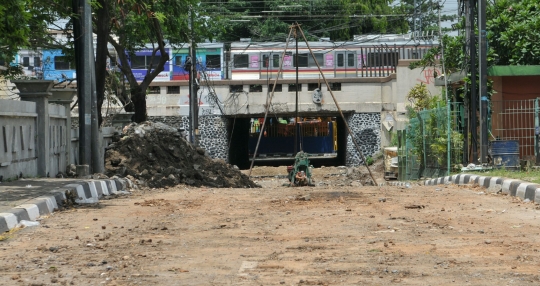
(72, 0, 99, 175)
(468, 0, 478, 163)
(73, 0, 92, 173)
(294, 25, 299, 154)
(189, 6, 199, 146)
(478, 0, 488, 163)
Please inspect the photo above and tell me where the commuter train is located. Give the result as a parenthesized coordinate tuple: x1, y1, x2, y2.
(229, 34, 435, 80)
(10, 34, 437, 82)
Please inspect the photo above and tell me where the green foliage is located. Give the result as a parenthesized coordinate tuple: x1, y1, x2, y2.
(366, 156, 374, 166)
(430, 130, 463, 166)
(390, 132, 399, 147)
(487, 0, 540, 65)
(394, 0, 457, 35)
(92, 0, 201, 122)
(406, 83, 442, 115)
(201, 0, 409, 42)
(0, 0, 71, 74)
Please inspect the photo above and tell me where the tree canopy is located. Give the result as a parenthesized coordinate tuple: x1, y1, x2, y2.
(394, 0, 457, 36)
(201, 0, 409, 42)
(487, 0, 540, 65)
(0, 0, 71, 64)
(93, 0, 205, 123)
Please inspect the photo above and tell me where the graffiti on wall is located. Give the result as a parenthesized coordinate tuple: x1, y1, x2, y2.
(416, 68, 441, 85)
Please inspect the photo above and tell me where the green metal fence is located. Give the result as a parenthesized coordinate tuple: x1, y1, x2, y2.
(398, 102, 465, 180)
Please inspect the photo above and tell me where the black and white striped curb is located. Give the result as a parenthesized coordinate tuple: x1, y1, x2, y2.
(0, 178, 129, 233)
(382, 181, 419, 187)
(424, 174, 540, 203)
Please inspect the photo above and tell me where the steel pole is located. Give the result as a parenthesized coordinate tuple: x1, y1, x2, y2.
(294, 25, 299, 154)
(479, 0, 488, 163)
(469, 0, 478, 163)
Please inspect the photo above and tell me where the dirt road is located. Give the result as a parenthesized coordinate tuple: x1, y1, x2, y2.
(1, 167, 540, 285)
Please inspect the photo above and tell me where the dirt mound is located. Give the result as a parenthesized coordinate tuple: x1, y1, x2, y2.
(104, 122, 259, 189)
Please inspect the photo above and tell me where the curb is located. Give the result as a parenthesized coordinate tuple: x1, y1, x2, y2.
(424, 174, 540, 203)
(0, 178, 128, 233)
(383, 181, 417, 187)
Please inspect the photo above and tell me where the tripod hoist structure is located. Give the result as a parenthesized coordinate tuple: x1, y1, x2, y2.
(247, 23, 378, 187)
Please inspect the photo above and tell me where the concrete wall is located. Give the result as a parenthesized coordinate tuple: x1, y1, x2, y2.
(346, 113, 381, 166)
(0, 99, 38, 178)
(0, 97, 113, 180)
(141, 60, 440, 117)
(48, 103, 68, 177)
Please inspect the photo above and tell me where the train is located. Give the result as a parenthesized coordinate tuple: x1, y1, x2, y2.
(9, 34, 437, 83)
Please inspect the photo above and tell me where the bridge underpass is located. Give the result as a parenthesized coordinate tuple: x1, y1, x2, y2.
(227, 114, 349, 169)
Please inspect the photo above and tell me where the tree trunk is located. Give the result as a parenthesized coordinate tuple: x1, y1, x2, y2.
(94, 0, 111, 126)
(131, 86, 147, 123)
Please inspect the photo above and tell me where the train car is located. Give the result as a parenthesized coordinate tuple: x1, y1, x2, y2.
(14, 50, 44, 79)
(171, 43, 224, 81)
(42, 49, 77, 82)
(229, 34, 437, 80)
(130, 48, 171, 82)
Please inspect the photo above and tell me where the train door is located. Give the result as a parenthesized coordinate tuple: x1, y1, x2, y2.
(261, 53, 271, 79)
(335, 51, 356, 77)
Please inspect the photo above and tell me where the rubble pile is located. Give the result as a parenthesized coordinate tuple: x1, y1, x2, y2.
(104, 122, 259, 189)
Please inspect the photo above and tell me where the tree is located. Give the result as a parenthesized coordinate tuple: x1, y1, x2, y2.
(92, 0, 201, 123)
(1, 0, 71, 69)
(201, 0, 408, 42)
(395, 0, 457, 36)
(487, 0, 540, 65)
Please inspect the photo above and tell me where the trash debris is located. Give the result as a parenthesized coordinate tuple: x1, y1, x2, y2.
(18, 220, 40, 227)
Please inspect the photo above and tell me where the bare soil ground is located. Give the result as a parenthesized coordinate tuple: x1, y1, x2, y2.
(2, 167, 540, 285)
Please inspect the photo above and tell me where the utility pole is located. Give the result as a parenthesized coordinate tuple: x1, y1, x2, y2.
(468, 0, 478, 163)
(189, 6, 199, 146)
(478, 0, 488, 163)
(413, 0, 422, 41)
(73, 0, 92, 174)
(461, 0, 469, 164)
(294, 24, 299, 154)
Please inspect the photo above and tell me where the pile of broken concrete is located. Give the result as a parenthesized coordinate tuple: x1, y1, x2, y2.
(104, 122, 259, 189)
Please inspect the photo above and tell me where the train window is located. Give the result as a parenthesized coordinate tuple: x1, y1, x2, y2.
(337, 53, 344, 67)
(308, 83, 320, 91)
(327, 82, 341, 91)
(230, 85, 244, 92)
(262, 54, 270, 68)
(288, 83, 302, 92)
(148, 86, 161, 94)
(147, 55, 162, 67)
(269, 84, 282, 92)
(174, 56, 182, 66)
(22, 57, 30, 67)
(272, 54, 280, 67)
(249, 84, 262, 92)
(233, 54, 249, 68)
(347, 54, 355, 67)
(54, 56, 70, 70)
(206, 55, 221, 69)
(308, 54, 324, 67)
(367, 52, 398, 67)
(34, 57, 41, 68)
(167, 86, 180, 94)
(293, 54, 308, 67)
(131, 55, 146, 69)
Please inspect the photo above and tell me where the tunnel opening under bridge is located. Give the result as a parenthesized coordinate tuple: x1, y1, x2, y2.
(227, 114, 350, 169)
